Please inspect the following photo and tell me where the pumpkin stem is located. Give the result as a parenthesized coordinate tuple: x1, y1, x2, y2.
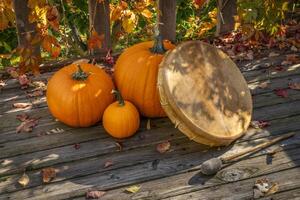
(72, 64, 89, 81)
(150, 0, 166, 54)
(150, 34, 166, 54)
(112, 89, 125, 106)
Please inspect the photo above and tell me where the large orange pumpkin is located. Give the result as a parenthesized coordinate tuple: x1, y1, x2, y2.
(114, 36, 175, 117)
(103, 90, 140, 139)
(47, 63, 114, 127)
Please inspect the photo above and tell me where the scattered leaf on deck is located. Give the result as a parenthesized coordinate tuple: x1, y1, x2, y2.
(86, 190, 106, 199)
(156, 141, 171, 153)
(74, 143, 81, 150)
(13, 103, 32, 109)
(41, 167, 56, 183)
(286, 54, 299, 64)
(27, 90, 44, 97)
(16, 113, 29, 121)
(253, 178, 278, 199)
(46, 128, 65, 135)
(115, 142, 123, 151)
(18, 173, 30, 187)
(0, 80, 6, 89)
(146, 119, 151, 130)
(258, 81, 269, 89)
(250, 120, 271, 129)
(16, 118, 39, 133)
(104, 160, 113, 168)
(31, 81, 47, 91)
(274, 88, 288, 98)
(125, 185, 141, 193)
(18, 74, 30, 88)
(274, 66, 285, 71)
(289, 82, 300, 90)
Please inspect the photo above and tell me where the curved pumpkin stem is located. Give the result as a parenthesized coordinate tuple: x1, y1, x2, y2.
(72, 64, 89, 81)
(112, 89, 125, 106)
(150, 0, 166, 54)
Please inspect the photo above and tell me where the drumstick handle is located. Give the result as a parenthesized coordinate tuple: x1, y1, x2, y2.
(221, 132, 295, 162)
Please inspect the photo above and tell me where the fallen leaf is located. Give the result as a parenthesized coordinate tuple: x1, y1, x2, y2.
(268, 52, 280, 57)
(86, 190, 106, 199)
(13, 103, 32, 109)
(74, 143, 81, 150)
(6, 67, 19, 78)
(16, 113, 29, 121)
(0, 80, 6, 89)
(18, 173, 30, 187)
(274, 88, 288, 98)
(290, 46, 297, 52)
(286, 54, 299, 64)
(250, 120, 271, 129)
(27, 90, 44, 97)
(45, 127, 64, 135)
(274, 66, 285, 71)
(258, 81, 269, 89)
(289, 82, 300, 90)
(146, 119, 151, 130)
(16, 118, 39, 133)
(253, 178, 278, 199)
(18, 74, 30, 88)
(156, 141, 171, 153)
(104, 160, 113, 168)
(125, 185, 141, 193)
(30, 81, 47, 91)
(245, 51, 254, 60)
(41, 167, 56, 183)
(115, 142, 123, 151)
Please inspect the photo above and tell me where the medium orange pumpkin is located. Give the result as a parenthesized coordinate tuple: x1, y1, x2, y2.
(114, 36, 175, 117)
(47, 63, 114, 127)
(103, 90, 140, 138)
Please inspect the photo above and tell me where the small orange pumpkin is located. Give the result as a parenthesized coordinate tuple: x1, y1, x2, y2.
(114, 36, 175, 117)
(103, 90, 140, 138)
(47, 63, 114, 127)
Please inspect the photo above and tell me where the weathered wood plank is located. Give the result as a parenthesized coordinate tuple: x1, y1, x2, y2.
(90, 147, 300, 200)
(260, 187, 300, 200)
(1, 135, 298, 200)
(165, 168, 300, 200)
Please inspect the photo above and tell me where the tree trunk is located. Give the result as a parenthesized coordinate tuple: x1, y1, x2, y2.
(13, 0, 40, 56)
(158, 0, 176, 42)
(88, 0, 111, 52)
(216, 0, 237, 36)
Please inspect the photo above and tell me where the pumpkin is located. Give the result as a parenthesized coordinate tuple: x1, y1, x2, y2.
(103, 90, 140, 138)
(114, 36, 175, 117)
(46, 63, 114, 127)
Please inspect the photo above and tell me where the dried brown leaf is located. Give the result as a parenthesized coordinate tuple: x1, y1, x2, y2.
(274, 88, 288, 98)
(156, 141, 171, 153)
(18, 74, 30, 87)
(16, 118, 39, 133)
(86, 190, 106, 199)
(104, 160, 113, 168)
(27, 90, 44, 97)
(13, 103, 32, 109)
(41, 167, 56, 183)
(258, 81, 269, 89)
(250, 120, 271, 129)
(115, 142, 123, 151)
(16, 113, 29, 122)
(289, 82, 300, 90)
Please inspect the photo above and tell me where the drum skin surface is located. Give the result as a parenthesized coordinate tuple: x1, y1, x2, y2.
(158, 41, 253, 146)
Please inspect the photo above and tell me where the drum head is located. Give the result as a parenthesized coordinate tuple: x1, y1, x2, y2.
(158, 41, 252, 145)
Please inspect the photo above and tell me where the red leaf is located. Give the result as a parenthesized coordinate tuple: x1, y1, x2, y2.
(274, 89, 288, 98)
(156, 141, 171, 153)
(87, 30, 104, 50)
(86, 190, 106, 199)
(74, 143, 81, 150)
(274, 66, 285, 71)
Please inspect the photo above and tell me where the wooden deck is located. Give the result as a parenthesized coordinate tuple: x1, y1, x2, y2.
(0, 52, 300, 200)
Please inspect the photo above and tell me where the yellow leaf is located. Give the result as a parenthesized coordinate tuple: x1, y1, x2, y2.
(141, 8, 152, 19)
(18, 173, 30, 187)
(125, 185, 141, 193)
(122, 11, 137, 33)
